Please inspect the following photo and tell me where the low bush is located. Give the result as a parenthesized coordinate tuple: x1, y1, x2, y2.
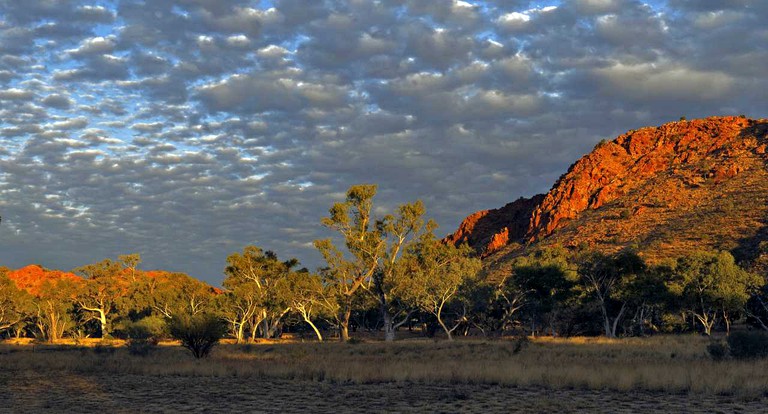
(127, 339, 157, 356)
(93, 343, 116, 355)
(167, 313, 227, 359)
(706, 340, 728, 361)
(124, 319, 160, 357)
(727, 331, 768, 360)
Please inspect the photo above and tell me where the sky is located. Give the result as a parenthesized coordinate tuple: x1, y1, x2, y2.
(0, 0, 766, 284)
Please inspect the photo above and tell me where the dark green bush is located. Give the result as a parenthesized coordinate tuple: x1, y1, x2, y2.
(93, 343, 116, 355)
(168, 313, 227, 359)
(593, 139, 608, 150)
(127, 338, 157, 356)
(727, 331, 768, 360)
(123, 319, 161, 356)
(706, 340, 728, 361)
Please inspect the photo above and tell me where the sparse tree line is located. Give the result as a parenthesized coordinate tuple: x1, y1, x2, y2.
(1, 185, 768, 344)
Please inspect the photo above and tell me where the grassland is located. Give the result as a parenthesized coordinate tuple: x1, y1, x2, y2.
(1, 336, 767, 413)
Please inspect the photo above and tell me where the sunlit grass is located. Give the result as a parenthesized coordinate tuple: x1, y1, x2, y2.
(2, 335, 767, 397)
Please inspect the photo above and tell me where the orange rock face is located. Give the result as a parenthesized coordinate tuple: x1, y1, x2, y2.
(447, 116, 768, 261)
(7, 264, 82, 296)
(445, 194, 544, 255)
(528, 116, 764, 240)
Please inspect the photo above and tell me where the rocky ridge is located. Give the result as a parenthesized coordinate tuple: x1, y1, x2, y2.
(447, 116, 768, 276)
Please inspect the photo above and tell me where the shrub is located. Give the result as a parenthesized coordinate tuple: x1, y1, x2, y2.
(134, 316, 169, 339)
(727, 331, 768, 360)
(619, 209, 632, 220)
(594, 139, 608, 150)
(706, 340, 728, 361)
(124, 322, 159, 357)
(127, 338, 157, 356)
(93, 343, 116, 355)
(167, 313, 227, 359)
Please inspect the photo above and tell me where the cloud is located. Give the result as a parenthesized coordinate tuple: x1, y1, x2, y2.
(0, 88, 35, 100)
(66, 36, 117, 57)
(197, 72, 350, 114)
(591, 62, 735, 102)
(0, 0, 767, 284)
(41, 94, 73, 109)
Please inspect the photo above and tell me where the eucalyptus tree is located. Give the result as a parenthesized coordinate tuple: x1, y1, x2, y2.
(278, 270, 326, 341)
(315, 184, 433, 342)
(222, 246, 297, 341)
(148, 271, 215, 319)
(34, 277, 80, 342)
(396, 234, 481, 340)
(0, 270, 33, 337)
(673, 251, 761, 335)
(512, 247, 576, 337)
(74, 255, 140, 338)
(315, 185, 382, 341)
(576, 249, 646, 338)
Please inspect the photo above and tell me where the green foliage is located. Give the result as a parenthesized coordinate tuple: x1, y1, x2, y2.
(277, 270, 327, 341)
(168, 313, 227, 359)
(121, 316, 168, 346)
(594, 139, 608, 150)
(124, 320, 159, 357)
(148, 271, 215, 319)
(74, 254, 144, 338)
(315, 184, 439, 341)
(0, 271, 34, 336)
(672, 251, 762, 335)
(576, 249, 647, 337)
(727, 331, 768, 360)
(397, 236, 482, 339)
(35, 277, 80, 342)
(220, 246, 299, 342)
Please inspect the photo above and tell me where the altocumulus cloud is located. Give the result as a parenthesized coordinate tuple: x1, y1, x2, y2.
(1, 0, 767, 284)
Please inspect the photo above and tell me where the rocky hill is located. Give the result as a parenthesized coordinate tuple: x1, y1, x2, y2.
(447, 116, 768, 278)
(6, 265, 82, 296)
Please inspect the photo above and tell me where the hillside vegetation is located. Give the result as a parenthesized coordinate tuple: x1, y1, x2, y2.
(447, 116, 768, 281)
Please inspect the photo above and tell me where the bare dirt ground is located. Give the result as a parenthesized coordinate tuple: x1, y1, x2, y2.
(1, 371, 765, 413)
(2, 337, 768, 413)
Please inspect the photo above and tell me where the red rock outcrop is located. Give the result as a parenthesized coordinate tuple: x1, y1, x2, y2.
(446, 194, 544, 255)
(448, 116, 768, 263)
(7, 265, 82, 296)
(527, 116, 765, 239)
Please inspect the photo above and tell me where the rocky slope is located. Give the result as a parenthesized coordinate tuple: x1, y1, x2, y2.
(447, 116, 768, 277)
(6, 265, 82, 296)
(444, 194, 544, 255)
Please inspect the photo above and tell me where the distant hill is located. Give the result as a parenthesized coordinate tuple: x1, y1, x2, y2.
(6, 265, 82, 296)
(447, 116, 768, 280)
(6, 266, 223, 295)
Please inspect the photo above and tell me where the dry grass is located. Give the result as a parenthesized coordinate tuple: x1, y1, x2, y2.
(2, 335, 768, 394)
(2, 335, 768, 412)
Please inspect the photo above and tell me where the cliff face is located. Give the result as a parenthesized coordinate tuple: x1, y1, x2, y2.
(447, 116, 768, 275)
(445, 194, 545, 255)
(527, 116, 766, 239)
